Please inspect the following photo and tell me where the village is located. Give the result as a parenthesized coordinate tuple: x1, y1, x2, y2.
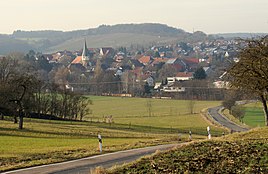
(26, 37, 241, 99)
(0, 36, 244, 100)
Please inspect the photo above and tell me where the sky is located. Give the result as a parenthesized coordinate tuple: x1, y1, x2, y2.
(0, 0, 267, 34)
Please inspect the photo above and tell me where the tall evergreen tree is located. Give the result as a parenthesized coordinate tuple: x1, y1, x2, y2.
(193, 67, 207, 79)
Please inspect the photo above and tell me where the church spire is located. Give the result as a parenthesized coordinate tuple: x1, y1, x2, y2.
(82, 39, 89, 61)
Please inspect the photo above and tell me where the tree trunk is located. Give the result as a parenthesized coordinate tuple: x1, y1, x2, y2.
(18, 110, 23, 129)
(14, 116, 18, 123)
(19, 115, 23, 129)
(260, 94, 268, 126)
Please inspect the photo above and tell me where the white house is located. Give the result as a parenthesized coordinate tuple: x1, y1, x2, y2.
(161, 86, 185, 92)
(167, 72, 194, 84)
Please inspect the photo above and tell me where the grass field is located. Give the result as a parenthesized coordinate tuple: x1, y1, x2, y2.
(0, 96, 224, 172)
(87, 96, 223, 133)
(242, 102, 265, 127)
(0, 119, 180, 172)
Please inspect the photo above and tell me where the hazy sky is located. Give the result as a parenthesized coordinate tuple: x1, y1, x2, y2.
(0, 0, 267, 34)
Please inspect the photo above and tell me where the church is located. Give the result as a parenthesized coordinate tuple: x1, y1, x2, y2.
(69, 40, 94, 72)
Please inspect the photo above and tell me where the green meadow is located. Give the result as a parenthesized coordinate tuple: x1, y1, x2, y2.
(0, 119, 178, 171)
(88, 96, 222, 131)
(0, 96, 224, 172)
(243, 102, 265, 127)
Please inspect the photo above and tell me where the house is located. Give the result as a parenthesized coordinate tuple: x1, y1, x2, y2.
(167, 72, 193, 84)
(43, 54, 53, 62)
(146, 76, 155, 87)
(183, 58, 199, 71)
(115, 67, 123, 76)
(203, 67, 213, 77)
(151, 57, 168, 67)
(161, 86, 185, 92)
(138, 56, 153, 66)
(165, 58, 186, 72)
(159, 79, 186, 92)
(114, 55, 124, 62)
(128, 59, 144, 69)
(50, 52, 62, 63)
(175, 72, 194, 81)
(100, 47, 115, 58)
(213, 80, 229, 89)
(130, 67, 144, 80)
(154, 82, 162, 90)
(114, 51, 126, 63)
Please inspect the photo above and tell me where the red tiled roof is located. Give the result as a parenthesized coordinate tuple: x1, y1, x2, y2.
(170, 64, 184, 72)
(176, 72, 193, 77)
(71, 56, 82, 64)
(152, 58, 168, 65)
(184, 58, 199, 64)
(138, 56, 151, 64)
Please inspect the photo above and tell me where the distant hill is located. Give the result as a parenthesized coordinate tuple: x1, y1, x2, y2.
(213, 33, 268, 39)
(1, 24, 267, 55)
(0, 34, 34, 54)
(0, 23, 213, 55)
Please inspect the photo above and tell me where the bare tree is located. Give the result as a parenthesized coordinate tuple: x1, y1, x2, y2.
(226, 36, 268, 126)
(187, 99, 195, 114)
(78, 96, 92, 121)
(146, 99, 153, 117)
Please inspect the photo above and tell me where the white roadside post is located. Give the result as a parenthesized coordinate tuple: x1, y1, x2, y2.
(98, 132, 102, 153)
(207, 126, 211, 139)
(189, 130, 192, 141)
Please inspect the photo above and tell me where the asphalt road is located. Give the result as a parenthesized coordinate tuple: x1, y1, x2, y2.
(3, 143, 181, 174)
(208, 106, 249, 132)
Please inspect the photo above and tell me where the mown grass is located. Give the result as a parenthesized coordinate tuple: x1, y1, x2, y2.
(88, 96, 223, 133)
(107, 127, 268, 174)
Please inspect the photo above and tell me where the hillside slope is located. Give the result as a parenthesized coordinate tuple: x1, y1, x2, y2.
(46, 33, 180, 52)
(108, 127, 268, 173)
(0, 23, 204, 54)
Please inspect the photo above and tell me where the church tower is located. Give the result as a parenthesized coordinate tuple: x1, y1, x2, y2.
(82, 39, 90, 67)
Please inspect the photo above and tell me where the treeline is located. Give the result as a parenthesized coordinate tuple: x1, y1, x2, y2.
(12, 23, 186, 39)
(0, 54, 91, 129)
(30, 83, 91, 121)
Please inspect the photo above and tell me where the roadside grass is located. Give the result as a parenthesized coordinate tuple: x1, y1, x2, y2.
(225, 126, 268, 141)
(107, 127, 268, 174)
(221, 109, 249, 128)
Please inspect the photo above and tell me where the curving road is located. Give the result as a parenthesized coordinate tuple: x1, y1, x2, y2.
(3, 143, 182, 174)
(208, 106, 249, 132)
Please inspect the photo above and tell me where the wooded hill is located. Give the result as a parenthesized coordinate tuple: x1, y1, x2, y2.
(0, 23, 210, 54)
